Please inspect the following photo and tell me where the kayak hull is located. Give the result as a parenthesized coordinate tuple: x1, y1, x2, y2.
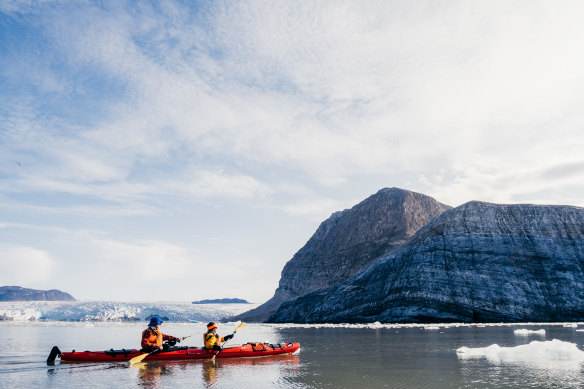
(58, 342, 300, 362)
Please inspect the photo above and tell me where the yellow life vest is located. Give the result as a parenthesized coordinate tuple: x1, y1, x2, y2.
(204, 331, 223, 349)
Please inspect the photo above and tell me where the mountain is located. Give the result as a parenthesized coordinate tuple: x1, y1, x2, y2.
(235, 188, 451, 322)
(0, 286, 76, 302)
(269, 201, 584, 323)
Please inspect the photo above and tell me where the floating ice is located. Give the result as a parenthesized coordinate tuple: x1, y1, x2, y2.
(264, 322, 584, 330)
(424, 326, 440, 330)
(456, 339, 584, 369)
(514, 329, 546, 336)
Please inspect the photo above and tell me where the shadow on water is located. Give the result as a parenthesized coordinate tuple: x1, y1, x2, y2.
(46, 361, 129, 375)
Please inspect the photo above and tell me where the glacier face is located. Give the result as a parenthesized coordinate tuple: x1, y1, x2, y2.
(0, 301, 258, 322)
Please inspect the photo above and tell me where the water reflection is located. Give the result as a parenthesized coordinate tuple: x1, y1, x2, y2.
(458, 359, 584, 388)
(137, 363, 172, 387)
(134, 354, 300, 388)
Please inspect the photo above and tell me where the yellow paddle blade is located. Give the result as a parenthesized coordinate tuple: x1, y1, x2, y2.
(235, 322, 246, 332)
(128, 352, 150, 365)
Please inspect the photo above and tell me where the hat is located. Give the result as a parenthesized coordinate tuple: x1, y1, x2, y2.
(207, 322, 217, 330)
(149, 316, 163, 326)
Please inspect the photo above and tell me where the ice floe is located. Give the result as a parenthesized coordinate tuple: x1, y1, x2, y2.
(265, 322, 584, 330)
(514, 329, 546, 336)
(456, 339, 584, 369)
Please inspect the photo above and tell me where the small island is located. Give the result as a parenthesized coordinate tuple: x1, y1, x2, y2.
(0, 286, 76, 301)
(192, 298, 250, 304)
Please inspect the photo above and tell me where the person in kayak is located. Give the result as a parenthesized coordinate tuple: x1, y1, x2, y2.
(141, 316, 181, 352)
(203, 322, 233, 351)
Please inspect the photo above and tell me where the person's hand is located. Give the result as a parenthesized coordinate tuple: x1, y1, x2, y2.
(224, 334, 234, 341)
(176, 337, 181, 343)
(159, 345, 164, 350)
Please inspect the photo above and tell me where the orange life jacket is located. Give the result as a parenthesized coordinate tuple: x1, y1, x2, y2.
(141, 327, 175, 350)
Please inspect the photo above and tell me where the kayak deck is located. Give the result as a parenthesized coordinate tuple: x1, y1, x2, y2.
(51, 342, 300, 363)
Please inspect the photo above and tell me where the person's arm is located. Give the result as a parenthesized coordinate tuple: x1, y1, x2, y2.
(162, 333, 180, 342)
(222, 333, 234, 342)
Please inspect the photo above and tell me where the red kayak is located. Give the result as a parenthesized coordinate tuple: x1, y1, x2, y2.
(48, 342, 300, 363)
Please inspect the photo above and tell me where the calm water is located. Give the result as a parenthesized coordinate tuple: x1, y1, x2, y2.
(1, 322, 584, 388)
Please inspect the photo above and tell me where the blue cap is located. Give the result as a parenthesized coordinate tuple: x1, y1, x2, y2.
(148, 316, 163, 326)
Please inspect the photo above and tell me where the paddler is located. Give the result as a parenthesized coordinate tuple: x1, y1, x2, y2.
(203, 322, 233, 351)
(141, 316, 181, 352)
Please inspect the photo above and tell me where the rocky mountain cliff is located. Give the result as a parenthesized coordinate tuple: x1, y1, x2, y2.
(269, 201, 584, 323)
(236, 188, 451, 322)
(0, 286, 76, 302)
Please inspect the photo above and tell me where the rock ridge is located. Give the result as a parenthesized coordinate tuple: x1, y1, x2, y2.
(235, 188, 451, 322)
(0, 286, 76, 302)
(268, 201, 584, 323)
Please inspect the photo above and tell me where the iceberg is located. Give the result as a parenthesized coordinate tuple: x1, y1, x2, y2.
(456, 339, 584, 369)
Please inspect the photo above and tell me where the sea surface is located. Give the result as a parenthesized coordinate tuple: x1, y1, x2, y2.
(1, 321, 584, 388)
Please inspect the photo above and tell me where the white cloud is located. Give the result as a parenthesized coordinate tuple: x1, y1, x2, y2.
(173, 169, 270, 200)
(6, 0, 584, 202)
(0, 245, 55, 286)
(90, 238, 194, 283)
(279, 197, 343, 220)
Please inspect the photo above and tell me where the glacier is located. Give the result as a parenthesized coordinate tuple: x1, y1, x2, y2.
(0, 301, 258, 322)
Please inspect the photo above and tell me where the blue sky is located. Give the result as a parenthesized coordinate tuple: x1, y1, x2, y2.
(1, 0, 584, 302)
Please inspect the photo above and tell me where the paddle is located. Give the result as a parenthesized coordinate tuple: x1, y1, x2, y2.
(211, 322, 246, 363)
(128, 334, 194, 366)
(128, 347, 161, 365)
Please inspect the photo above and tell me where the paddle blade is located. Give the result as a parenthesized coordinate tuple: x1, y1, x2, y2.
(47, 346, 61, 365)
(235, 322, 246, 332)
(129, 352, 149, 365)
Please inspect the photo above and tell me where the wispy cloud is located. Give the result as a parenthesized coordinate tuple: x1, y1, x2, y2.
(4, 0, 584, 206)
(2, 0, 584, 300)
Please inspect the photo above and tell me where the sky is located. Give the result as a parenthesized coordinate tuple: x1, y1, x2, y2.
(1, 0, 584, 302)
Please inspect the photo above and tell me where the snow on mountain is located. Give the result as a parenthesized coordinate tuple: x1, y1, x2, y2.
(0, 301, 258, 322)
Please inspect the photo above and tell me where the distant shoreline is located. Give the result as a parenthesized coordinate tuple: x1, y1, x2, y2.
(192, 298, 250, 304)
